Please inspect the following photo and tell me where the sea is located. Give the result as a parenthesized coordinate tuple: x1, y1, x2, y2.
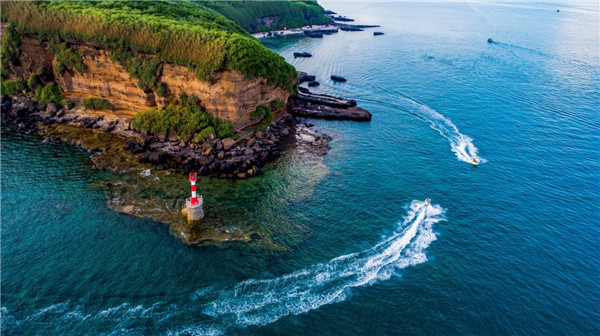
(2, 2, 599, 335)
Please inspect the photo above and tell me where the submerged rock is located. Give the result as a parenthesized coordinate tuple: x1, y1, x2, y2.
(331, 75, 347, 82)
(293, 52, 312, 58)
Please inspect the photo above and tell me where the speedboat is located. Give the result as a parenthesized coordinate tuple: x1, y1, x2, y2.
(424, 198, 430, 206)
(472, 157, 479, 166)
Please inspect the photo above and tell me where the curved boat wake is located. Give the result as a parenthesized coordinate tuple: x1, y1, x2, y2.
(201, 200, 445, 329)
(2, 201, 444, 335)
(358, 88, 485, 165)
(400, 96, 485, 165)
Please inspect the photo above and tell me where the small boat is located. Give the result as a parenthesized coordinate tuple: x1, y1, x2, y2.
(472, 157, 479, 166)
(424, 198, 430, 206)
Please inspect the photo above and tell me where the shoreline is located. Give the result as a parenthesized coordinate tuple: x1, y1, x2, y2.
(1, 94, 331, 179)
(252, 24, 338, 38)
(1, 93, 332, 247)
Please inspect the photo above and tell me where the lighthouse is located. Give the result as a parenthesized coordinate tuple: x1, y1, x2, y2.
(182, 172, 204, 224)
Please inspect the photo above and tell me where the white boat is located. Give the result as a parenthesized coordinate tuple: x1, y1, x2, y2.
(472, 158, 479, 166)
(424, 198, 430, 206)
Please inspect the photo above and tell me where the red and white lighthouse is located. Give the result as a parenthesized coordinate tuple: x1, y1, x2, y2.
(189, 172, 199, 206)
(183, 172, 204, 224)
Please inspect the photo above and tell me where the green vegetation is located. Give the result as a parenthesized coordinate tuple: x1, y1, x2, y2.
(47, 42, 86, 75)
(1, 1, 297, 91)
(194, 126, 216, 143)
(110, 47, 165, 96)
(251, 104, 275, 131)
(200, 1, 332, 33)
(1, 78, 27, 96)
(27, 67, 47, 91)
(83, 97, 114, 110)
(251, 104, 271, 119)
(1, 23, 21, 77)
(132, 94, 234, 141)
(34, 82, 67, 106)
(270, 98, 286, 110)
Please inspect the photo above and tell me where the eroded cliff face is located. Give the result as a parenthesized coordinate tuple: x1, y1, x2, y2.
(9, 31, 291, 130)
(160, 64, 290, 130)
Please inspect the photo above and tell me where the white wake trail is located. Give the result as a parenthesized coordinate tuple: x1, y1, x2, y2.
(401, 97, 484, 164)
(202, 200, 444, 329)
(4, 201, 444, 335)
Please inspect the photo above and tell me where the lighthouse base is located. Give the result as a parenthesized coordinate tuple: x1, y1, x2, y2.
(182, 205, 205, 225)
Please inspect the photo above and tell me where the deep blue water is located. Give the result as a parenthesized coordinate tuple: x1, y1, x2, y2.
(2, 2, 599, 335)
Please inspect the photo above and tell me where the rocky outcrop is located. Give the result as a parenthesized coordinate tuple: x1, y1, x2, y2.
(1, 94, 329, 179)
(288, 101, 371, 121)
(330, 75, 347, 82)
(8, 29, 291, 131)
(288, 84, 371, 121)
(296, 91, 356, 108)
(298, 71, 316, 84)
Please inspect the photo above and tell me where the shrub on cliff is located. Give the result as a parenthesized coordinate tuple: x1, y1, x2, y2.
(270, 98, 286, 110)
(1, 78, 27, 96)
(47, 42, 86, 75)
(251, 104, 274, 131)
(110, 48, 166, 96)
(132, 94, 234, 140)
(0, 23, 21, 77)
(34, 83, 67, 106)
(250, 103, 276, 131)
(251, 104, 270, 119)
(83, 97, 114, 110)
(1, 1, 297, 91)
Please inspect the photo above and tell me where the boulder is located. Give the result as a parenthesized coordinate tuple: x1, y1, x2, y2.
(46, 103, 58, 114)
(156, 131, 167, 142)
(167, 131, 179, 142)
(298, 72, 316, 84)
(331, 75, 347, 82)
(308, 81, 320, 87)
(140, 151, 165, 164)
(221, 138, 236, 150)
(1, 99, 12, 113)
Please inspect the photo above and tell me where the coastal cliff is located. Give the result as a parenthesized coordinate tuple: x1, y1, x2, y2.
(6, 29, 291, 131)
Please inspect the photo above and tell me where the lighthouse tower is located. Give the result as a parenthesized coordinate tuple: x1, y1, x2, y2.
(182, 172, 204, 224)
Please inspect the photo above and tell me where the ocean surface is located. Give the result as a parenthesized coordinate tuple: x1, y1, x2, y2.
(2, 2, 599, 335)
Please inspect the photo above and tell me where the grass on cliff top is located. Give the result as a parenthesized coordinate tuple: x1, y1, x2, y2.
(200, 1, 332, 33)
(1, 1, 297, 91)
(132, 94, 234, 141)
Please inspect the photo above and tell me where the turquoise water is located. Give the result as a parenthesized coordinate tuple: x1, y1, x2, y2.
(2, 2, 599, 335)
